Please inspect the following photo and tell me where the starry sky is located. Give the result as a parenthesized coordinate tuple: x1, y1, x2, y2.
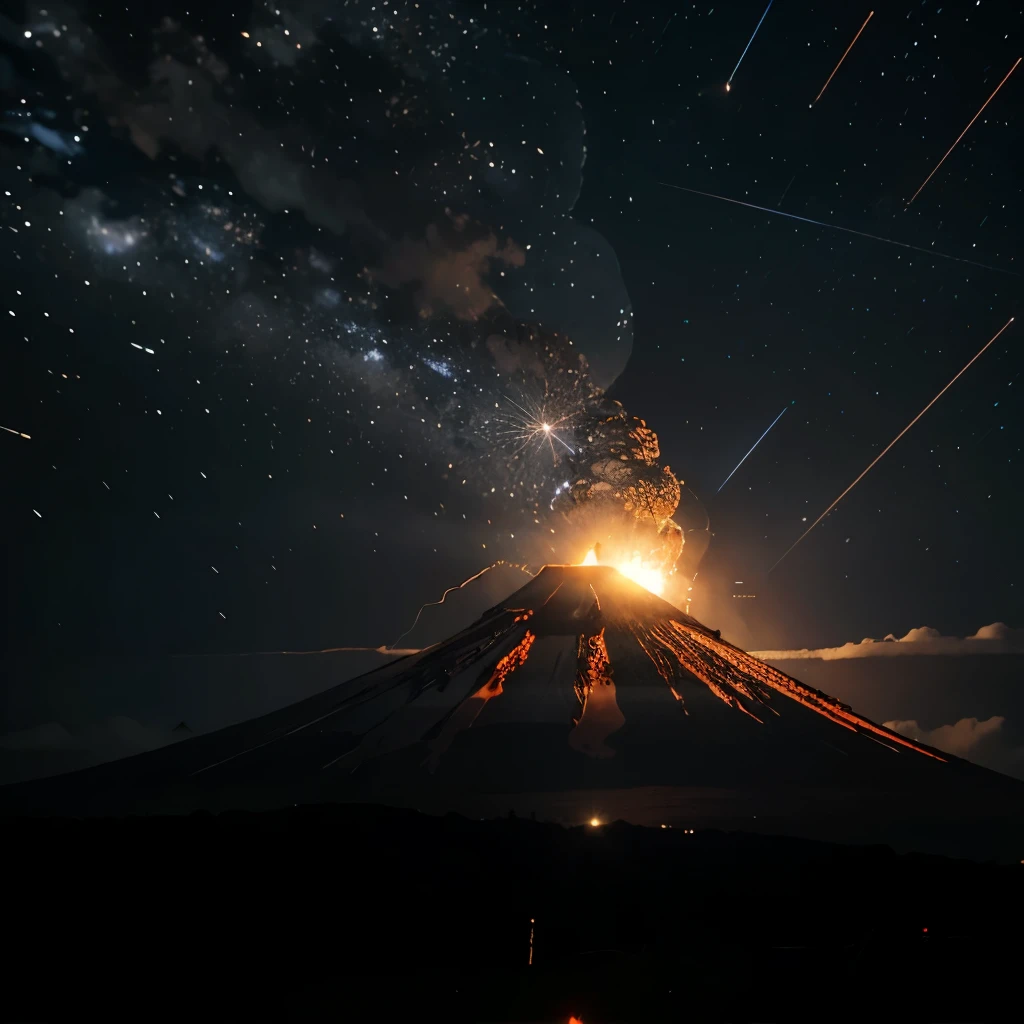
(2, 0, 1021, 729)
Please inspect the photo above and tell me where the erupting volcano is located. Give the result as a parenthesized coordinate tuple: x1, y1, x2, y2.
(4, 565, 1022, 859)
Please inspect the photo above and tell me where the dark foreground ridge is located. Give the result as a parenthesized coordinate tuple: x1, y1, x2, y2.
(7, 803, 1022, 1020)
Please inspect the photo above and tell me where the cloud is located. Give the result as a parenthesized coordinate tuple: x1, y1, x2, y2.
(883, 715, 1024, 778)
(752, 623, 1024, 661)
(33, 4, 526, 326)
(368, 217, 526, 321)
(884, 716, 1006, 757)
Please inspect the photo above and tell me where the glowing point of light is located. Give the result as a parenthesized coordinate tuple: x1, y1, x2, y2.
(589, 817, 600, 827)
(725, 83, 731, 92)
(542, 422, 551, 432)
(581, 548, 599, 566)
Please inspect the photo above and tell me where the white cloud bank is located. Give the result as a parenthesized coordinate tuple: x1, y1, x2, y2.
(884, 715, 1005, 757)
(883, 715, 1024, 777)
(751, 622, 1024, 661)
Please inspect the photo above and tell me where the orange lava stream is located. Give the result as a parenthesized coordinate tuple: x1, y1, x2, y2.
(633, 616, 946, 760)
(423, 630, 536, 771)
(677, 621, 947, 759)
(569, 629, 625, 757)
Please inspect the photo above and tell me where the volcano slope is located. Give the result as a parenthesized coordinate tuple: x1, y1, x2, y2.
(3, 565, 1022, 859)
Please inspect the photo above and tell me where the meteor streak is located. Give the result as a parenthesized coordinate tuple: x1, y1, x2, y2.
(906, 57, 1022, 208)
(812, 11, 874, 105)
(717, 405, 789, 493)
(658, 182, 1019, 276)
(2, 424, 32, 440)
(769, 316, 1015, 573)
(727, 0, 774, 89)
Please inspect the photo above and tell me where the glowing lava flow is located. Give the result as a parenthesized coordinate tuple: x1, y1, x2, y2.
(579, 547, 665, 595)
(423, 630, 536, 771)
(569, 628, 625, 757)
(632, 617, 947, 760)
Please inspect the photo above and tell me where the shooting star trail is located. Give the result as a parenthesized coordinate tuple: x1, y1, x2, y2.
(2, 424, 32, 439)
(726, 0, 774, 90)
(906, 56, 1021, 208)
(658, 182, 1019, 275)
(769, 316, 1015, 573)
(812, 10, 874, 105)
(718, 405, 789, 493)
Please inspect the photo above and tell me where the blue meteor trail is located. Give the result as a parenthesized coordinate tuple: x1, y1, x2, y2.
(727, 0, 774, 90)
(718, 405, 789, 493)
(658, 182, 1020, 276)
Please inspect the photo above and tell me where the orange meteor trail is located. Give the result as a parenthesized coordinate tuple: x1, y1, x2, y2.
(812, 11, 874, 105)
(906, 57, 1022, 208)
(769, 316, 1015, 573)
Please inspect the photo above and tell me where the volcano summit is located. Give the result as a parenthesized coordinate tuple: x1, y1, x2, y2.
(4, 566, 1022, 860)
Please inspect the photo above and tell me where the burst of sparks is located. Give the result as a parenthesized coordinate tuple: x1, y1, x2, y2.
(494, 394, 577, 463)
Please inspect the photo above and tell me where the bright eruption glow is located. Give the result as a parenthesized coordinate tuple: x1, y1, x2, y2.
(578, 547, 666, 595)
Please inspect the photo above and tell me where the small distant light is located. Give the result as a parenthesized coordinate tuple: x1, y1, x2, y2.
(922, 927, 928, 934)
(589, 817, 600, 827)
(542, 423, 551, 432)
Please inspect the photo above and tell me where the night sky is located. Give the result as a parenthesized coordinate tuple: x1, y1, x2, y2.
(2, 0, 1021, 730)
